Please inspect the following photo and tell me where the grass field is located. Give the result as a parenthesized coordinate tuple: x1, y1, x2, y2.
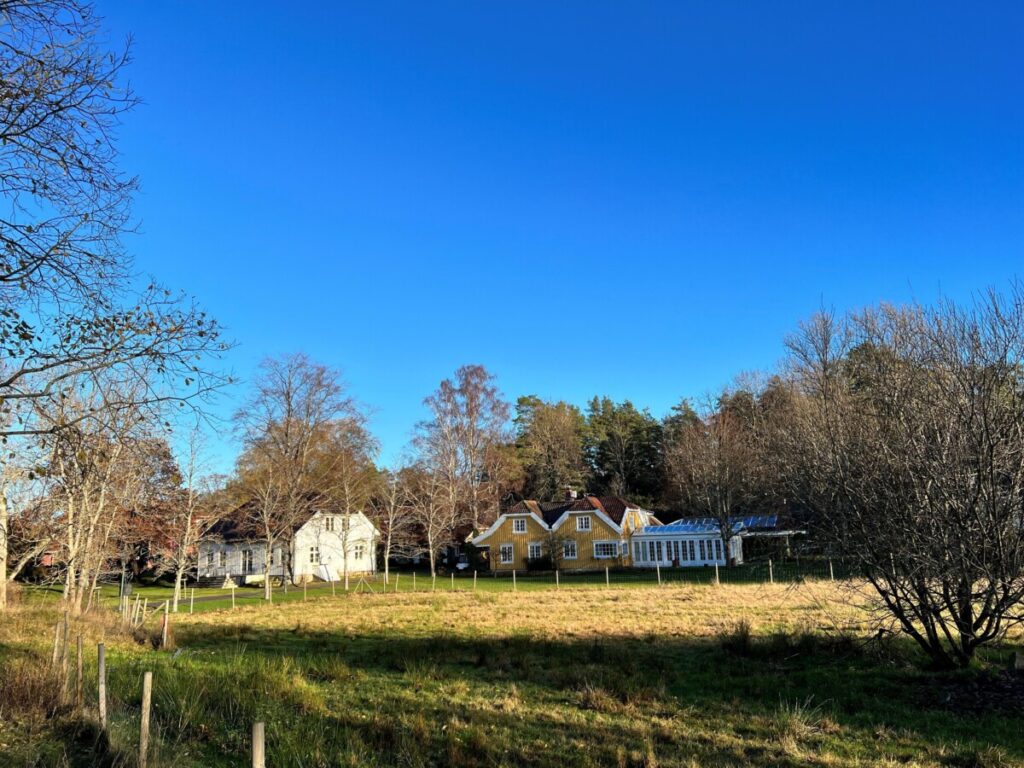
(1, 580, 1022, 767)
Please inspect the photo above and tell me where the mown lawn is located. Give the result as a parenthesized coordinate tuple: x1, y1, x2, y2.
(1, 581, 1021, 767)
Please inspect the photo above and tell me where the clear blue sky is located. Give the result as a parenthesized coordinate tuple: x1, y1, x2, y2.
(99, 3, 1024, 470)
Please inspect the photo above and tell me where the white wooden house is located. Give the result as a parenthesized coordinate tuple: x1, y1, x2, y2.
(197, 510, 379, 586)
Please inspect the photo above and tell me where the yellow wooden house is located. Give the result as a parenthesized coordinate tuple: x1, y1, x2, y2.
(471, 494, 660, 572)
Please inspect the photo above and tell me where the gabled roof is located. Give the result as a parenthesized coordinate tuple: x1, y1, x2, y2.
(473, 495, 654, 545)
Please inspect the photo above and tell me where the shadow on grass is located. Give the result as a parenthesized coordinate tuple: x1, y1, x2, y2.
(127, 622, 1024, 768)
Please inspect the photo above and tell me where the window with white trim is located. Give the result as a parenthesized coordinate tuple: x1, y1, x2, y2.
(206, 552, 214, 568)
(219, 550, 227, 567)
(699, 540, 706, 560)
(688, 540, 695, 560)
(528, 542, 542, 560)
(714, 540, 722, 561)
(576, 515, 591, 531)
(325, 516, 335, 532)
(621, 541, 630, 557)
(500, 543, 514, 564)
(310, 546, 321, 564)
(656, 541, 663, 561)
(354, 542, 366, 559)
(563, 541, 577, 559)
(633, 541, 642, 561)
(593, 541, 618, 559)
(512, 518, 527, 534)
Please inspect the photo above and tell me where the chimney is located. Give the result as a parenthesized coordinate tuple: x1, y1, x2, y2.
(564, 487, 577, 501)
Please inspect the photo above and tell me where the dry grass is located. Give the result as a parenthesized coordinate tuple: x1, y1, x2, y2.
(2, 581, 1022, 767)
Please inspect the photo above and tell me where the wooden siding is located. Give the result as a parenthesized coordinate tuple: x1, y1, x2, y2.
(483, 514, 550, 571)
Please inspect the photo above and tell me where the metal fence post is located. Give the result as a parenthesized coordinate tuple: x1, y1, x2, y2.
(656, 564, 661, 586)
(768, 558, 774, 584)
(555, 569, 560, 589)
(190, 588, 195, 614)
(829, 559, 835, 581)
(473, 570, 477, 591)
(715, 562, 720, 585)
(605, 566, 610, 588)
(512, 569, 517, 591)
(451, 573, 455, 591)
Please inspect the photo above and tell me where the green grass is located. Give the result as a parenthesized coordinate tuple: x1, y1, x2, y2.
(3, 582, 1021, 767)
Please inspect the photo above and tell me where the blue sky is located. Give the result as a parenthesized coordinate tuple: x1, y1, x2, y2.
(99, 3, 1024, 470)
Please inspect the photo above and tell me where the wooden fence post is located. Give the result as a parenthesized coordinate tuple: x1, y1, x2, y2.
(51, 620, 62, 668)
(605, 567, 610, 588)
(190, 588, 195, 614)
(555, 569, 560, 589)
(139, 671, 153, 768)
(432, 574, 436, 592)
(252, 721, 266, 768)
(473, 570, 477, 591)
(451, 573, 455, 591)
(75, 633, 83, 711)
(829, 559, 835, 581)
(232, 586, 237, 609)
(412, 572, 416, 591)
(97, 643, 107, 729)
(768, 559, 774, 584)
(395, 573, 400, 593)
(656, 564, 661, 586)
(714, 562, 720, 585)
(331, 578, 336, 597)
(161, 601, 170, 649)
(512, 569, 517, 591)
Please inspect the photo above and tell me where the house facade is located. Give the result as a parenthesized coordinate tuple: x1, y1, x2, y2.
(472, 495, 659, 572)
(197, 510, 379, 586)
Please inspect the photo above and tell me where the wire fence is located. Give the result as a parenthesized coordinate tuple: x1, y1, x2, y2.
(105, 557, 850, 614)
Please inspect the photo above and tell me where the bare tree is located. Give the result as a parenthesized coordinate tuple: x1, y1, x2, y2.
(416, 365, 510, 538)
(408, 467, 458, 577)
(368, 467, 418, 585)
(233, 354, 363, 599)
(663, 394, 764, 564)
(783, 290, 1024, 667)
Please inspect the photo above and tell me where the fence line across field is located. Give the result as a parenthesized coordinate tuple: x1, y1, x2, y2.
(134, 558, 846, 613)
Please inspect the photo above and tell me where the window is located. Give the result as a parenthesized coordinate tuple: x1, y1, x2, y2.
(354, 543, 366, 559)
(688, 541, 695, 560)
(500, 544, 514, 564)
(655, 541, 663, 561)
(714, 540, 722, 561)
(563, 541, 577, 560)
(219, 550, 227, 567)
(528, 542, 542, 560)
(206, 552, 214, 567)
(512, 518, 527, 534)
(621, 541, 630, 557)
(672, 541, 680, 562)
(242, 550, 254, 574)
(325, 516, 335, 532)
(310, 546, 321, 564)
(648, 541, 656, 561)
(270, 549, 276, 566)
(699, 540, 706, 560)
(594, 542, 618, 559)
(634, 541, 642, 561)
(576, 515, 591, 531)
(680, 541, 688, 562)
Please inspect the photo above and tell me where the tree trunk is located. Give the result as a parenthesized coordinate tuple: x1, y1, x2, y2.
(264, 542, 273, 601)
(0, 488, 7, 611)
(172, 563, 186, 612)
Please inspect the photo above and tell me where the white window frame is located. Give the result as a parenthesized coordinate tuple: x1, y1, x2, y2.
(206, 551, 214, 568)
(310, 546, 321, 564)
(512, 518, 527, 534)
(325, 516, 335, 532)
(219, 550, 227, 567)
(354, 542, 366, 560)
(562, 540, 578, 560)
(593, 541, 619, 560)
(499, 543, 514, 564)
(576, 515, 592, 532)
(528, 542, 542, 560)
(714, 539, 722, 561)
